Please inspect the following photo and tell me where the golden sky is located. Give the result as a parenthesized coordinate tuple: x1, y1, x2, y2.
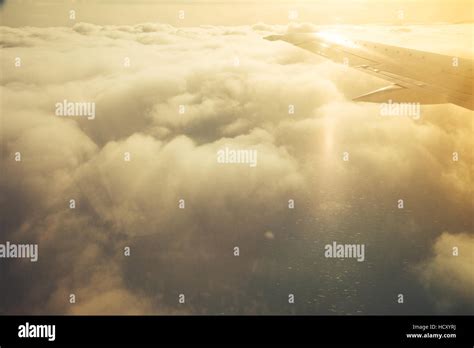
(1, 0, 473, 27)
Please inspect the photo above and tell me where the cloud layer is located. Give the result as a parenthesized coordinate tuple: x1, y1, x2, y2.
(0, 22, 472, 314)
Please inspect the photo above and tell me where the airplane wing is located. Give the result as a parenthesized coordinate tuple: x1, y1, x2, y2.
(265, 32, 473, 110)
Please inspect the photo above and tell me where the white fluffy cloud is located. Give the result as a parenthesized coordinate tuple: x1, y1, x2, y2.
(417, 232, 474, 311)
(0, 22, 472, 314)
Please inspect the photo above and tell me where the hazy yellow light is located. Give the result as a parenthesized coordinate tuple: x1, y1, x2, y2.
(316, 31, 358, 48)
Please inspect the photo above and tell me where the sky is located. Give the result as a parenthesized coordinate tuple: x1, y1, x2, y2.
(0, 0, 473, 315)
(1, 0, 473, 27)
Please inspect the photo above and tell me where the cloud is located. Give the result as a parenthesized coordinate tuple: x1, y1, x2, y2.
(0, 22, 472, 314)
(416, 232, 474, 312)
